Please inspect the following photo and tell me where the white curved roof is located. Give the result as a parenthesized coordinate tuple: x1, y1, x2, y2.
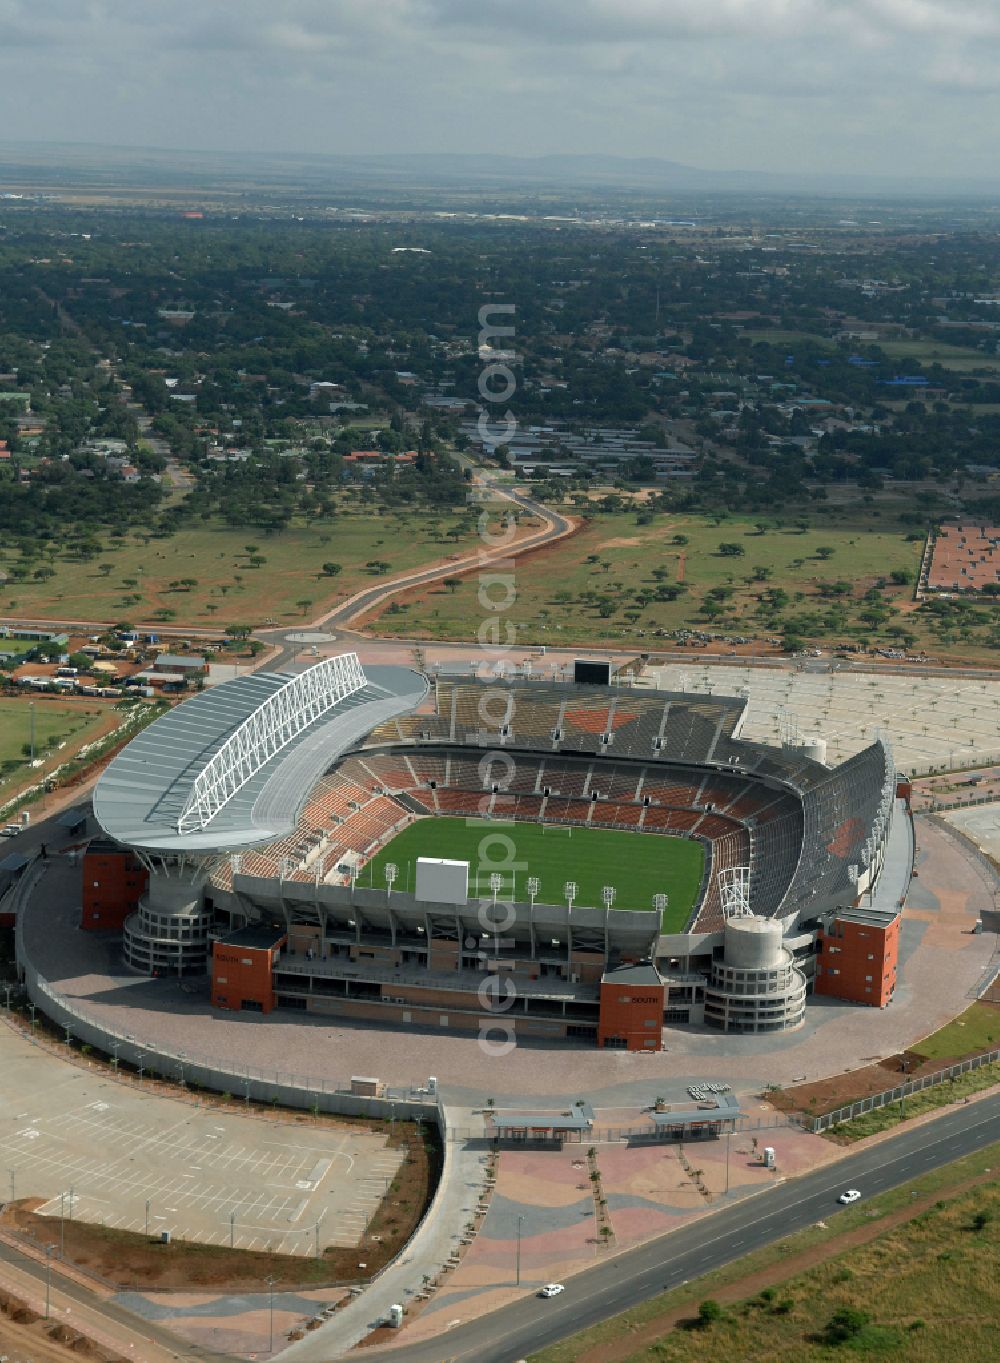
(93, 662, 426, 853)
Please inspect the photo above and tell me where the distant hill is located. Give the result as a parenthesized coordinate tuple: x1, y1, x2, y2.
(0, 141, 997, 200)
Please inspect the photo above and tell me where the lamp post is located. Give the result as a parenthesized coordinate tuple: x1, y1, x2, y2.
(385, 863, 398, 897)
(59, 1191, 66, 1258)
(315, 1212, 325, 1259)
(8, 1169, 14, 1203)
(145, 1199, 151, 1239)
(45, 1242, 55, 1318)
(266, 1276, 277, 1352)
(652, 892, 668, 921)
(230, 1209, 236, 1249)
(526, 876, 540, 910)
(602, 885, 616, 912)
(516, 1213, 524, 1286)
(489, 872, 503, 908)
(564, 881, 577, 912)
(136, 1051, 146, 1082)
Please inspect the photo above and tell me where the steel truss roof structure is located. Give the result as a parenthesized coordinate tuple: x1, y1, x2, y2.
(93, 661, 426, 855)
(176, 653, 365, 834)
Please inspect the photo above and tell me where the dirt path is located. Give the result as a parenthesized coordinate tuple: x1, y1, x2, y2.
(573, 1170, 995, 1363)
(676, 551, 686, 582)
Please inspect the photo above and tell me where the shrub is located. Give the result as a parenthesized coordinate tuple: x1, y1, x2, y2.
(698, 1299, 723, 1327)
(822, 1306, 870, 1344)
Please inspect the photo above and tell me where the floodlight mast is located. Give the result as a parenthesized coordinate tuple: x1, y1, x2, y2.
(176, 653, 367, 834)
(564, 881, 577, 910)
(526, 876, 540, 909)
(602, 885, 616, 910)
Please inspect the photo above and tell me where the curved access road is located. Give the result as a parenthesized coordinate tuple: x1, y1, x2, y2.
(260, 475, 577, 669)
(325, 478, 574, 633)
(356, 1091, 1000, 1363)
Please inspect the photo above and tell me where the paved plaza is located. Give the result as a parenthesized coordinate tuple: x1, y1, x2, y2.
(0, 1025, 401, 1255)
(397, 1106, 837, 1344)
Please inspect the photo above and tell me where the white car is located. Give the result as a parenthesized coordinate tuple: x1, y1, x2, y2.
(538, 1283, 564, 1298)
(838, 1189, 862, 1205)
(0, 825, 20, 838)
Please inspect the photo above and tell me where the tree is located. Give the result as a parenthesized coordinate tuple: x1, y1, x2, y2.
(296, 597, 314, 615)
(321, 562, 343, 577)
(98, 562, 114, 576)
(815, 545, 835, 560)
(225, 624, 253, 641)
(890, 568, 913, 585)
(443, 577, 462, 593)
(717, 542, 745, 557)
(697, 1299, 723, 1327)
(822, 1307, 870, 1344)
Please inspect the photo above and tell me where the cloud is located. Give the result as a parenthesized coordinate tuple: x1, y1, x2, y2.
(0, 0, 997, 177)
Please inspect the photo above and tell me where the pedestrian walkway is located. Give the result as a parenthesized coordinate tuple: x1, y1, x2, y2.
(275, 1106, 489, 1359)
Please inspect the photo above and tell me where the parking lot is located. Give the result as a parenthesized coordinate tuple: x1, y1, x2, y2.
(1, 1026, 402, 1255)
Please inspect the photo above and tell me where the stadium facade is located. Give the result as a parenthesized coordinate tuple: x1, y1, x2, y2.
(87, 655, 903, 1049)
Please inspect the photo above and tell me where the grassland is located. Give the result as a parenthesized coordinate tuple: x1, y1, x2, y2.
(358, 817, 703, 927)
(371, 508, 928, 653)
(0, 507, 484, 627)
(742, 330, 999, 372)
(0, 638, 39, 659)
(531, 1141, 1000, 1363)
(911, 1002, 1000, 1062)
(876, 338, 1000, 372)
(0, 698, 107, 783)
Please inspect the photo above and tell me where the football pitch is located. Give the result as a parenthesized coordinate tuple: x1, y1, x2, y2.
(358, 817, 704, 930)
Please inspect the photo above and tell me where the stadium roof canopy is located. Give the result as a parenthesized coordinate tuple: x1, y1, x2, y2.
(93, 658, 426, 854)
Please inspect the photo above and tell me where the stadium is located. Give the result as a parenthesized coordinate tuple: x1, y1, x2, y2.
(86, 653, 900, 1050)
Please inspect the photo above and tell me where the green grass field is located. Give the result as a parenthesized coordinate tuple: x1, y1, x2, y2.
(0, 699, 105, 765)
(358, 817, 703, 929)
(910, 1002, 1000, 1062)
(0, 697, 109, 792)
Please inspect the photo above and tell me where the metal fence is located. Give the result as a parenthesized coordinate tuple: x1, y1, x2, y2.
(807, 1046, 1000, 1133)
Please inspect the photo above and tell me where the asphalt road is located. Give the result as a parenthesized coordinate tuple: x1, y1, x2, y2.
(372, 1091, 1000, 1363)
(0, 1234, 242, 1362)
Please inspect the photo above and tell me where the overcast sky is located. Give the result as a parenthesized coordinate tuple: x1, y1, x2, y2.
(0, 0, 998, 180)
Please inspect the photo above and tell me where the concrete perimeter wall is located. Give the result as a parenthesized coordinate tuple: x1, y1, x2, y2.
(15, 896, 441, 1126)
